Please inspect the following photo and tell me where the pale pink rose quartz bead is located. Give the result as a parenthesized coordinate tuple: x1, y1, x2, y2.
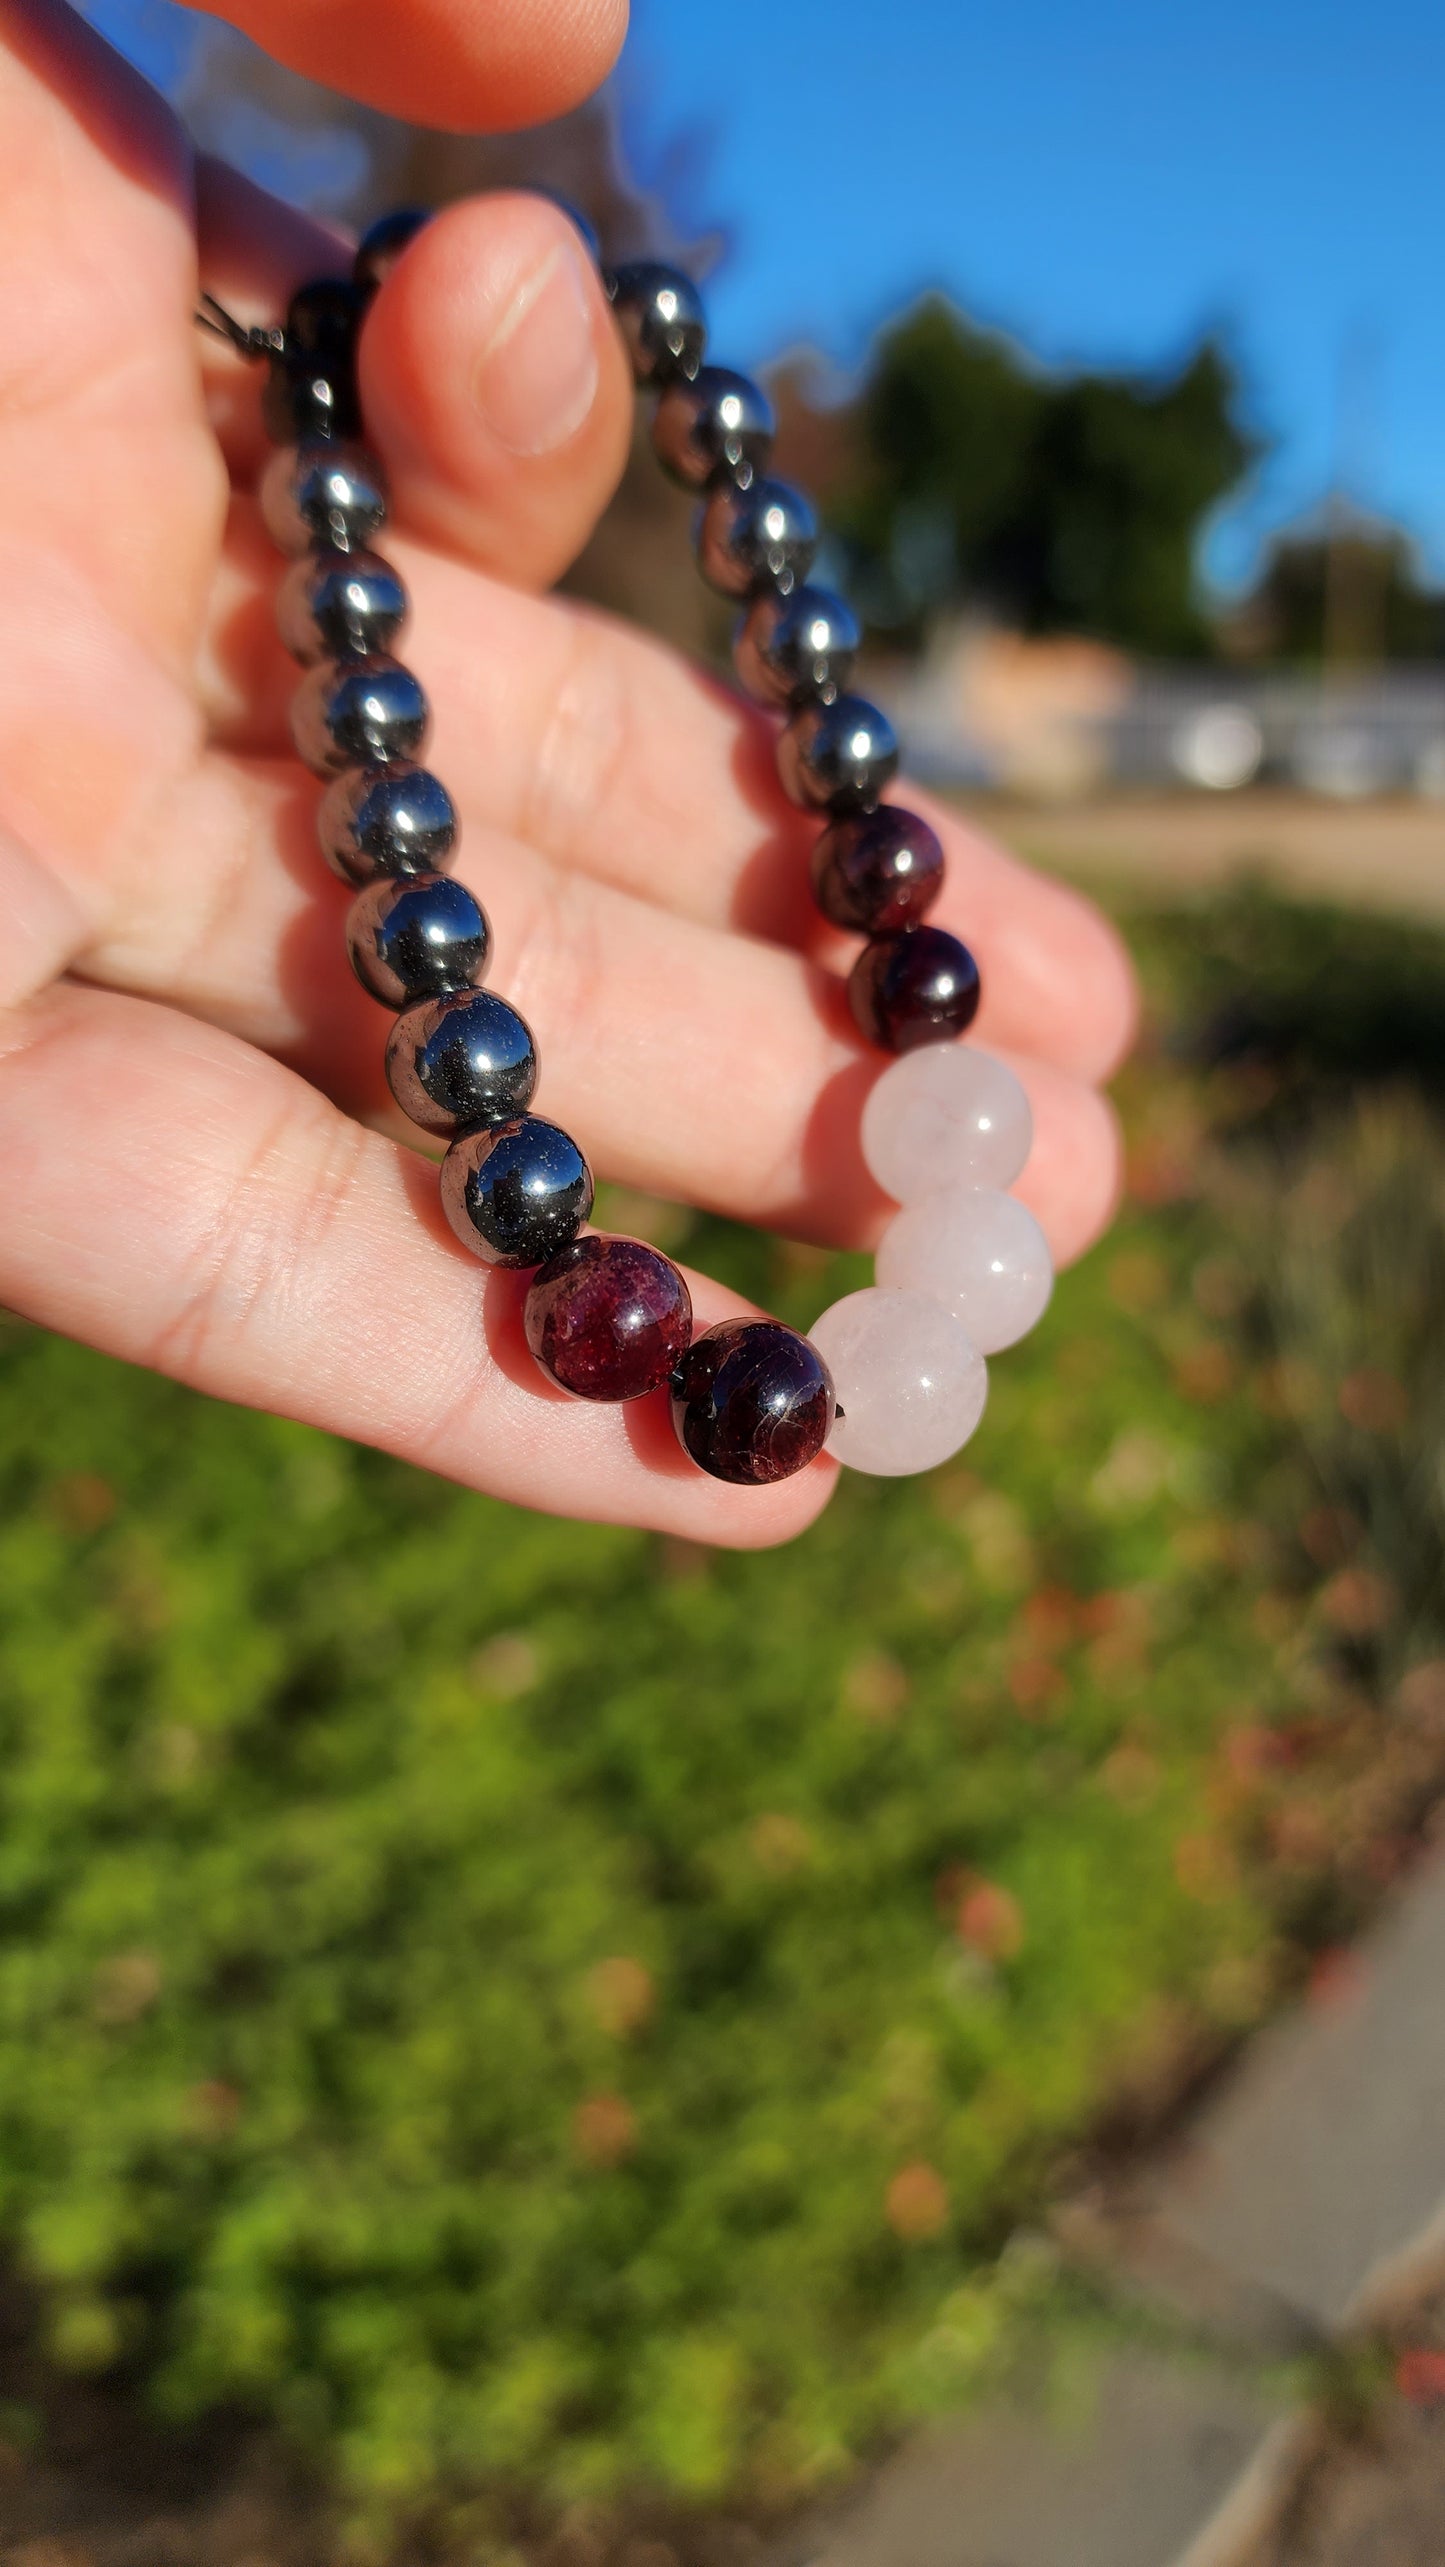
(876, 1187, 1053, 1355)
(808, 1287, 987, 1477)
(860, 1045, 1032, 1201)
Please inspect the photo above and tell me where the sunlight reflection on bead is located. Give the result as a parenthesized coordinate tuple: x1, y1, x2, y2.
(809, 1288, 987, 1477)
(861, 1047, 1032, 1202)
(876, 1187, 1053, 1354)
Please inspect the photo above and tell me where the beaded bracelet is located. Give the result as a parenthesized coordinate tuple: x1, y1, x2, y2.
(197, 207, 1052, 1489)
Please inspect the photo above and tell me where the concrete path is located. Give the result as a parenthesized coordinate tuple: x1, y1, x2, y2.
(1102, 1850, 1445, 2343)
(789, 2361, 1297, 2567)
(773, 1846, 1445, 2567)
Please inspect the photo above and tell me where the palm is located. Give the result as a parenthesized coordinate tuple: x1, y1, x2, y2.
(0, 0, 1135, 1545)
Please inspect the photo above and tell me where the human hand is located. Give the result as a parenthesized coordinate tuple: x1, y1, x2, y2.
(0, 0, 1135, 1546)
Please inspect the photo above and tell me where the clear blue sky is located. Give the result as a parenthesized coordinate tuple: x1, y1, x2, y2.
(619, 0, 1445, 590)
(88, 0, 1445, 590)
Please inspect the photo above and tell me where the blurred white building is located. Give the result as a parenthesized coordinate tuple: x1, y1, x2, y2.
(878, 621, 1445, 801)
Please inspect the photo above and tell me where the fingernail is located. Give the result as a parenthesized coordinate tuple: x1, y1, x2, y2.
(473, 236, 600, 456)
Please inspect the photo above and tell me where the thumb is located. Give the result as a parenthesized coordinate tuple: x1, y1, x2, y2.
(359, 192, 634, 590)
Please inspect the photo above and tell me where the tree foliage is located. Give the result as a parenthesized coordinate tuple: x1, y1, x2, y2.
(1239, 522, 1445, 664)
(828, 297, 1255, 654)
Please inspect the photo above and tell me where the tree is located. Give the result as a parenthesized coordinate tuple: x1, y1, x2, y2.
(812, 298, 1255, 655)
(1233, 517, 1445, 665)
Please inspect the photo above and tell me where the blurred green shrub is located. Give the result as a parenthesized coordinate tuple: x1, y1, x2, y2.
(1, 887, 1443, 2532)
(1246, 1094, 1445, 1655)
(1142, 887, 1445, 1664)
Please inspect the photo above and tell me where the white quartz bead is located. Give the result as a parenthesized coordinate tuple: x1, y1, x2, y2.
(809, 1287, 987, 1477)
(861, 1046, 1032, 1203)
(876, 1187, 1053, 1354)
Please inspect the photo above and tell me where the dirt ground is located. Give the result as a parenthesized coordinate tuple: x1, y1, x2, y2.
(954, 789, 1445, 923)
(1244, 2313, 1445, 2567)
(1262, 2413, 1445, 2567)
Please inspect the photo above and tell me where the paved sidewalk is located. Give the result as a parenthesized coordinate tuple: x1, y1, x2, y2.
(772, 1845, 1445, 2567)
(1096, 1845, 1445, 2344)
(784, 2360, 1298, 2567)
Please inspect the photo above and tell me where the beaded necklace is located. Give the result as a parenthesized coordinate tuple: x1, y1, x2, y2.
(198, 209, 1052, 1489)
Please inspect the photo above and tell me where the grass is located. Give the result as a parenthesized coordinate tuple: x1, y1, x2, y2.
(1, 885, 1444, 2546)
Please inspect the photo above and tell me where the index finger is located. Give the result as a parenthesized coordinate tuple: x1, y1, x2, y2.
(181, 0, 627, 129)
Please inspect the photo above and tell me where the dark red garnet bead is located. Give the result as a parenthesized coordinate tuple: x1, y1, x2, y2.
(811, 805, 945, 935)
(848, 925, 981, 1053)
(524, 1234, 693, 1403)
(670, 1318, 834, 1486)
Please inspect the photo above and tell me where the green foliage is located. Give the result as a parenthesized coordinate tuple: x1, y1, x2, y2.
(1258, 1093, 1445, 1644)
(2, 889, 1445, 2528)
(1242, 523, 1445, 664)
(1142, 886, 1445, 1657)
(831, 298, 1254, 652)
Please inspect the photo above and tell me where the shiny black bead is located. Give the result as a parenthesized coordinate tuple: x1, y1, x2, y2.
(733, 584, 861, 708)
(670, 1319, 834, 1486)
(606, 260, 707, 383)
(696, 476, 817, 598)
(385, 988, 538, 1137)
(317, 763, 457, 885)
(811, 806, 944, 934)
(277, 546, 407, 665)
(287, 277, 367, 354)
(261, 354, 362, 446)
(260, 278, 367, 445)
(354, 208, 432, 294)
(653, 366, 774, 490)
(847, 926, 981, 1053)
(291, 655, 428, 777)
(260, 439, 388, 556)
(440, 1116, 593, 1268)
(346, 873, 489, 1009)
(777, 693, 899, 814)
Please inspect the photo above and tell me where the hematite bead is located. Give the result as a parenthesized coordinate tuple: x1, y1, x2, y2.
(733, 584, 860, 708)
(291, 654, 428, 777)
(354, 208, 432, 295)
(811, 806, 944, 934)
(524, 1234, 692, 1401)
(440, 1116, 593, 1268)
(260, 440, 388, 557)
(670, 1318, 834, 1486)
(778, 693, 899, 814)
(318, 763, 456, 884)
(346, 873, 489, 1009)
(277, 546, 407, 665)
(848, 926, 981, 1053)
(696, 477, 817, 598)
(288, 277, 366, 351)
(261, 277, 366, 444)
(606, 260, 707, 383)
(653, 366, 775, 490)
(262, 353, 361, 446)
(385, 988, 537, 1137)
